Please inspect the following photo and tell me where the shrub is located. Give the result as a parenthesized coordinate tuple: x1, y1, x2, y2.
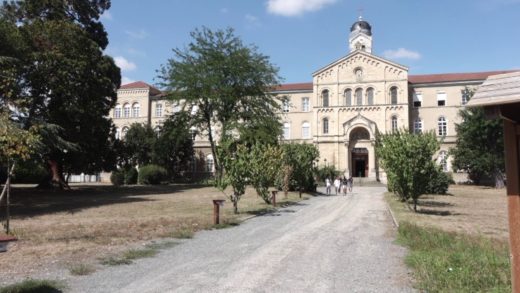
(124, 167, 138, 185)
(315, 166, 341, 183)
(8, 160, 48, 184)
(110, 170, 125, 186)
(138, 165, 168, 185)
(426, 168, 452, 195)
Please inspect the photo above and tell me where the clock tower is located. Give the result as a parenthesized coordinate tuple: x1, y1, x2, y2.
(349, 16, 373, 54)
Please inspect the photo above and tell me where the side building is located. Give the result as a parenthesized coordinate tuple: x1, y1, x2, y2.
(110, 17, 513, 182)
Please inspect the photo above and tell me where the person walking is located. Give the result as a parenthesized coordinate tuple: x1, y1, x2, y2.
(333, 177, 341, 195)
(325, 177, 332, 195)
(342, 176, 348, 196)
(348, 176, 353, 193)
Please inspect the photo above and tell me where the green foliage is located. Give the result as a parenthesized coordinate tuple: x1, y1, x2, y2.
(397, 222, 511, 292)
(376, 130, 440, 211)
(215, 139, 251, 214)
(278, 143, 319, 192)
(110, 169, 125, 186)
(138, 165, 168, 185)
(0, 279, 64, 293)
(122, 123, 157, 167)
(248, 144, 283, 204)
(0, 113, 40, 162)
(124, 167, 138, 185)
(315, 166, 341, 183)
(451, 98, 504, 187)
(426, 168, 452, 195)
(158, 26, 282, 178)
(10, 160, 48, 184)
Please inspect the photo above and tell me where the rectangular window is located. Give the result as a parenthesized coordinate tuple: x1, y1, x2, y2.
(302, 97, 310, 112)
(414, 120, 423, 134)
(155, 103, 163, 117)
(413, 93, 422, 108)
(283, 123, 290, 139)
(461, 89, 470, 105)
(283, 99, 290, 113)
(437, 92, 446, 106)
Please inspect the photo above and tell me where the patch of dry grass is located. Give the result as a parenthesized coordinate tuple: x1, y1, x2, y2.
(386, 185, 508, 240)
(0, 184, 310, 282)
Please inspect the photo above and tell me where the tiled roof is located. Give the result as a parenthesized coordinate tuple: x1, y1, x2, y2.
(408, 70, 517, 84)
(274, 82, 313, 92)
(120, 81, 162, 95)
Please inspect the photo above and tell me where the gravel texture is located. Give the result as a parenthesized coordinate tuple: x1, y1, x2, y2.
(67, 186, 415, 292)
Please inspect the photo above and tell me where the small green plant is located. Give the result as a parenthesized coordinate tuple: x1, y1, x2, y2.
(99, 256, 132, 266)
(169, 228, 194, 239)
(145, 241, 178, 250)
(122, 248, 157, 260)
(397, 222, 511, 292)
(124, 167, 138, 185)
(68, 263, 95, 276)
(138, 164, 168, 185)
(0, 279, 64, 293)
(110, 169, 125, 186)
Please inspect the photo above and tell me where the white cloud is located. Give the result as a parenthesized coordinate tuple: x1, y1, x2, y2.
(114, 56, 137, 71)
(100, 11, 112, 21)
(266, 0, 337, 17)
(121, 76, 135, 85)
(125, 29, 148, 40)
(383, 48, 421, 60)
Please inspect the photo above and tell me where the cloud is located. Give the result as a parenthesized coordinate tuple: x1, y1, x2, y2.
(100, 11, 112, 21)
(383, 48, 421, 60)
(121, 76, 135, 85)
(245, 14, 261, 27)
(125, 29, 148, 40)
(266, 0, 337, 17)
(114, 56, 137, 71)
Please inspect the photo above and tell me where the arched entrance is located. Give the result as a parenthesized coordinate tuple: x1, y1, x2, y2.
(346, 126, 374, 178)
(352, 147, 369, 177)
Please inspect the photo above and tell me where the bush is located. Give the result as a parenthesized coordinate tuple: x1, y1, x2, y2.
(315, 166, 341, 183)
(426, 168, 452, 194)
(124, 167, 138, 185)
(110, 170, 125, 186)
(138, 165, 168, 185)
(0, 160, 48, 184)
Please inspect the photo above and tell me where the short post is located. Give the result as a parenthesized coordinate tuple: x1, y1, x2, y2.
(271, 190, 277, 207)
(212, 200, 225, 225)
(299, 187, 303, 198)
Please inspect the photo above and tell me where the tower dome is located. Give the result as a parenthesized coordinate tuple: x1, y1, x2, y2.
(350, 16, 372, 36)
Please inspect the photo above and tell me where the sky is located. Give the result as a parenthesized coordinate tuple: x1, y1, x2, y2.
(102, 0, 520, 86)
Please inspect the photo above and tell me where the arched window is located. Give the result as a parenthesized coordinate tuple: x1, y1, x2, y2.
(322, 118, 329, 134)
(122, 127, 129, 138)
(302, 97, 310, 112)
(283, 122, 291, 139)
(123, 103, 130, 118)
(322, 90, 329, 107)
(438, 117, 447, 136)
(206, 154, 214, 172)
(349, 127, 370, 140)
(302, 122, 310, 139)
(344, 89, 352, 106)
(115, 127, 121, 140)
(438, 151, 448, 172)
(155, 103, 163, 117)
(391, 115, 398, 132)
(356, 88, 363, 105)
(414, 119, 423, 134)
(132, 103, 140, 118)
(390, 86, 398, 104)
(114, 104, 122, 118)
(366, 88, 374, 105)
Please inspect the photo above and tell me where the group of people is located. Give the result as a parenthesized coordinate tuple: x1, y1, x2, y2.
(325, 176, 353, 196)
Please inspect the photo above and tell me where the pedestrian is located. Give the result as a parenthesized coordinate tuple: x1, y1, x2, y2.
(342, 176, 348, 196)
(325, 177, 331, 195)
(333, 177, 341, 195)
(348, 176, 353, 192)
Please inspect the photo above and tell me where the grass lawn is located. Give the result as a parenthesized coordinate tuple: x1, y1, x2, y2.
(0, 184, 310, 284)
(386, 185, 511, 292)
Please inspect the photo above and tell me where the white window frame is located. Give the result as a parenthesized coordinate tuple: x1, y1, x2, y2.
(132, 103, 140, 118)
(114, 104, 122, 118)
(322, 90, 329, 107)
(344, 89, 352, 106)
(206, 154, 214, 172)
(283, 123, 291, 140)
(413, 93, 422, 108)
(356, 88, 363, 106)
(302, 97, 310, 112)
(302, 122, 310, 139)
(282, 98, 290, 113)
(437, 92, 447, 106)
(438, 151, 448, 172)
(390, 87, 398, 104)
(414, 119, 423, 134)
(391, 116, 398, 132)
(461, 89, 470, 105)
(156, 103, 163, 117)
(322, 118, 329, 134)
(123, 103, 130, 118)
(438, 116, 447, 136)
(366, 88, 374, 105)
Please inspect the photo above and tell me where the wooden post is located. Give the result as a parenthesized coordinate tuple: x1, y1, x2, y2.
(271, 190, 277, 207)
(504, 120, 520, 292)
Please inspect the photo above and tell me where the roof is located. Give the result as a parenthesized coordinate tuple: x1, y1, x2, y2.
(120, 81, 162, 95)
(466, 71, 520, 107)
(274, 82, 313, 92)
(408, 70, 516, 84)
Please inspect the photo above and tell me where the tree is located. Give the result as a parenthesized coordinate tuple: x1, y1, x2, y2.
(215, 139, 251, 214)
(122, 123, 157, 167)
(0, 1, 121, 188)
(451, 94, 505, 187)
(376, 130, 440, 212)
(158, 27, 282, 180)
(279, 143, 319, 193)
(248, 144, 283, 204)
(153, 112, 194, 177)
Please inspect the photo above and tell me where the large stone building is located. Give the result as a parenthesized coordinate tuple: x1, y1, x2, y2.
(112, 17, 513, 181)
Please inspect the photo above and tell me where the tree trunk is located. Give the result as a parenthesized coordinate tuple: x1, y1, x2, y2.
(206, 119, 220, 181)
(37, 159, 70, 190)
(413, 197, 418, 212)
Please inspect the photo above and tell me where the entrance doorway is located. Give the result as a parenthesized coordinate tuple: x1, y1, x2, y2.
(352, 148, 369, 177)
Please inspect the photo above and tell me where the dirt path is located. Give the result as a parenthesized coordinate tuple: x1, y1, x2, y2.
(67, 187, 414, 292)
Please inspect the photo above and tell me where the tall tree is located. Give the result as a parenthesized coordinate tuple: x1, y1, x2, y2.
(121, 123, 157, 167)
(0, 1, 120, 188)
(451, 92, 504, 187)
(158, 27, 282, 179)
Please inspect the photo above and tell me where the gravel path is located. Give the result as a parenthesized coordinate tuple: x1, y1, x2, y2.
(67, 186, 414, 292)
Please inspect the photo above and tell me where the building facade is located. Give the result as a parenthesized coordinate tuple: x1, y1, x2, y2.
(112, 17, 512, 181)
